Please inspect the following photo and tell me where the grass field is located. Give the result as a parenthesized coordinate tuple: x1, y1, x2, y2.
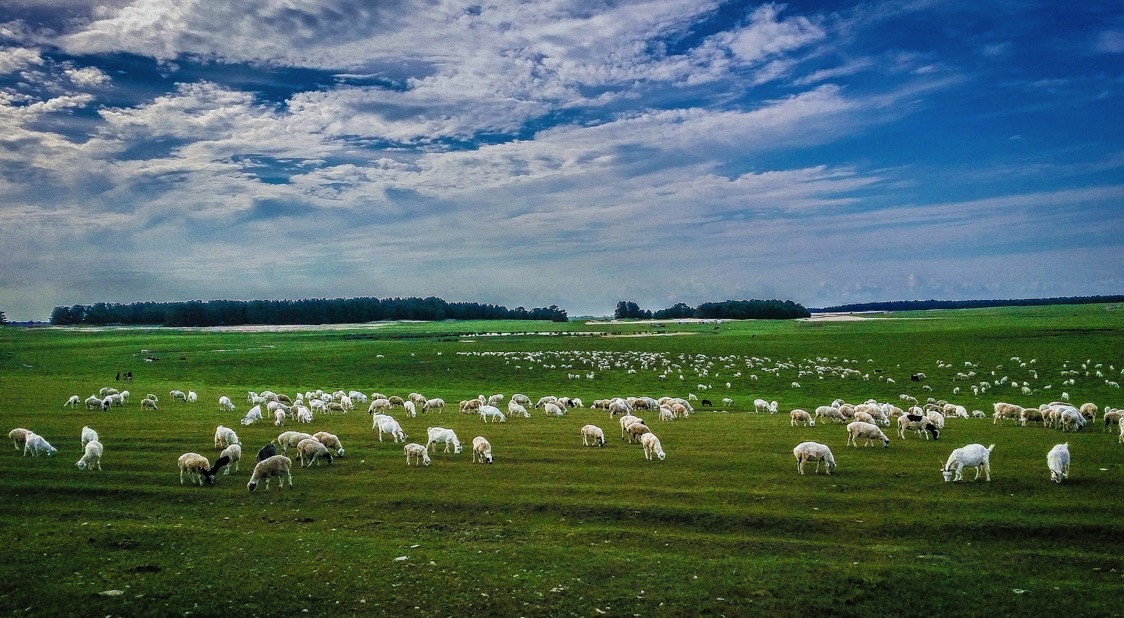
(1, 304, 1123, 617)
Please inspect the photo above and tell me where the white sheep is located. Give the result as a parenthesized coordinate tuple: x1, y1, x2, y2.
(141, 397, 158, 411)
(815, 406, 846, 423)
(1046, 443, 1070, 484)
(277, 431, 314, 453)
(478, 405, 507, 423)
(213, 425, 239, 450)
(170, 390, 187, 402)
(404, 443, 431, 466)
(85, 396, 103, 410)
(313, 431, 345, 457)
(23, 432, 57, 457)
(793, 442, 836, 475)
(64, 395, 81, 408)
(218, 395, 235, 412)
(240, 405, 263, 425)
(543, 402, 566, 417)
(507, 401, 530, 418)
(177, 452, 219, 486)
(296, 438, 334, 467)
(941, 443, 995, 482)
(790, 409, 815, 427)
(624, 421, 651, 444)
(80, 426, 99, 448)
(402, 400, 417, 418)
(375, 416, 408, 443)
(640, 432, 666, 461)
(219, 443, 241, 475)
(618, 414, 644, 438)
(9, 428, 30, 451)
(75, 440, 103, 471)
(472, 436, 493, 464)
(247, 455, 293, 491)
(846, 421, 890, 447)
(186, 390, 198, 403)
(425, 427, 462, 454)
(422, 398, 445, 413)
(580, 424, 606, 447)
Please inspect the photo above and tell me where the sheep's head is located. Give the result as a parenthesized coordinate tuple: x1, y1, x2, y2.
(657, 451, 666, 461)
(76, 460, 87, 470)
(247, 480, 258, 492)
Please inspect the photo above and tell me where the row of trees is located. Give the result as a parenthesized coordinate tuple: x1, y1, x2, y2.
(50, 297, 569, 327)
(813, 295, 1124, 313)
(615, 299, 810, 320)
(0, 310, 6, 325)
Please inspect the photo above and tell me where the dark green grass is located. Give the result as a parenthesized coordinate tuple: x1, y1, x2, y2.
(1, 306, 1123, 616)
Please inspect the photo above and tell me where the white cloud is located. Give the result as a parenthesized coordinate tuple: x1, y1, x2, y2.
(0, 46, 42, 73)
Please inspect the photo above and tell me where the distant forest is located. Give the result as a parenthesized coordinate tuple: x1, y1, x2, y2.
(615, 299, 811, 320)
(49, 297, 569, 327)
(812, 295, 1124, 313)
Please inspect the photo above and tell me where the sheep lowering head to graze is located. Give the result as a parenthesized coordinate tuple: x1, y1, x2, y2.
(425, 427, 462, 454)
(247, 455, 293, 492)
(219, 443, 242, 475)
(404, 443, 431, 466)
(793, 442, 836, 475)
(1047, 443, 1070, 484)
(941, 443, 994, 482)
(214, 425, 240, 450)
(9, 428, 31, 451)
(296, 438, 333, 467)
(313, 431, 344, 456)
(80, 426, 99, 448)
(580, 424, 606, 447)
(790, 409, 814, 427)
(178, 452, 227, 486)
(846, 421, 890, 448)
(624, 421, 651, 444)
(472, 436, 493, 464)
(897, 413, 939, 440)
(640, 432, 666, 461)
(23, 432, 57, 457)
(76, 440, 103, 471)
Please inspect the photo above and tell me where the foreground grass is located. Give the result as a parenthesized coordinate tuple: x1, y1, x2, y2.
(0, 305, 1123, 616)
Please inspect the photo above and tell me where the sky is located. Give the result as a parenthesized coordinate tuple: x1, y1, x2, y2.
(1, 0, 1122, 320)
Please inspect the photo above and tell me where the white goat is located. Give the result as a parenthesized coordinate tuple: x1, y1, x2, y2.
(478, 405, 507, 423)
(1046, 443, 1070, 484)
(425, 427, 462, 454)
(793, 442, 836, 475)
(376, 416, 408, 443)
(941, 444, 995, 482)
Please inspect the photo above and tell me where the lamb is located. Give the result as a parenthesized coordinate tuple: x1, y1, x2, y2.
(74, 439, 103, 471)
(472, 436, 494, 464)
(313, 431, 345, 456)
(273, 408, 288, 426)
(375, 416, 408, 443)
(64, 395, 81, 408)
(23, 432, 56, 457)
(789, 409, 814, 427)
(247, 455, 293, 491)
(478, 405, 507, 423)
(793, 442, 836, 475)
(897, 414, 940, 440)
(186, 390, 198, 403)
(425, 427, 462, 454)
(80, 426, 99, 448)
(9, 428, 30, 451)
(296, 438, 334, 467)
(178, 452, 228, 486)
(217, 443, 241, 475)
(214, 425, 240, 450)
(240, 405, 263, 425)
(1047, 443, 1070, 484)
(403, 443, 431, 466)
(754, 399, 779, 414)
(640, 432, 666, 461)
(580, 424, 606, 447)
(846, 421, 890, 447)
(941, 443, 995, 482)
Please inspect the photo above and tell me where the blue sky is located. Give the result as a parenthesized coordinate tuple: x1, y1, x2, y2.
(1, 0, 1121, 320)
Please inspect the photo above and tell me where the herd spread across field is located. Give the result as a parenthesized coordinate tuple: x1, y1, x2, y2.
(1, 307, 1122, 616)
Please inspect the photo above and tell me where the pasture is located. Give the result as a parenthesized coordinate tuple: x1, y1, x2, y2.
(1, 304, 1123, 617)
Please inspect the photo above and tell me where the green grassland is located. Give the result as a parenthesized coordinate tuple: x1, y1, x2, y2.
(1, 304, 1123, 617)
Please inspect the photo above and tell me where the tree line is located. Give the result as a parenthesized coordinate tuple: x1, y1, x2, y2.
(812, 295, 1124, 313)
(614, 299, 810, 320)
(50, 297, 569, 327)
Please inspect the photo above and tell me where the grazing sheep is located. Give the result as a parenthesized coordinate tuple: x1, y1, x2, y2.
(640, 432, 666, 461)
(478, 405, 507, 423)
(296, 438, 334, 467)
(313, 432, 345, 457)
(1047, 443, 1070, 484)
(75, 440, 103, 471)
(140, 397, 158, 411)
(240, 405, 263, 425)
(754, 399, 778, 414)
(897, 414, 940, 440)
(1020, 407, 1044, 427)
(186, 390, 198, 403)
(814, 406, 846, 423)
(375, 416, 408, 443)
(64, 395, 81, 408)
(790, 409, 815, 427)
(403, 443, 431, 466)
(402, 400, 417, 418)
(793, 442, 836, 475)
(219, 443, 241, 475)
(992, 402, 1022, 424)
(580, 425, 606, 447)
(618, 415, 644, 438)
(846, 421, 890, 447)
(170, 390, 187, 402)
(543, 402, 566, 417)
(23, 432, 56, 457)
(1103, 409, 1121, 432)
(256, 442, 278, 462)
(941, 443, 995, 482)
(472, 436, 493, 464)
(422, 398, 445, 413)
(425, 427, 462, 454)
(276, 431, 314, 453)
(218, 396, 235, 412)
(247, 455, 293, 492)
(177, 453, 214, 487)
(8, 428, 30, 451)
(80, 426, 99, 448)
(507, 402, 530, 418)
(625, 421, 651, 444)
(85, 396, 103, 410)
(213, 425, 240, 450)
